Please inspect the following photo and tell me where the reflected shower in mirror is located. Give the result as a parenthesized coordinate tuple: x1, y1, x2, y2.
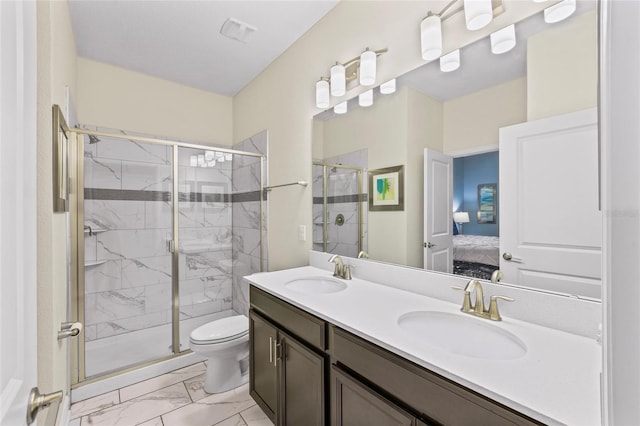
(312, 0, 599, 298)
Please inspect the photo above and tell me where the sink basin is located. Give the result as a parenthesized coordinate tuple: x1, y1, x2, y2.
(284, 277, 347, 294)
(397, 311, 527, 360)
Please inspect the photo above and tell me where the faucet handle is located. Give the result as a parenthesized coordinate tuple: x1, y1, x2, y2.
(343, 265, 352, 280)
(451, 286, 473, 312)
(488, 295, 514, 321)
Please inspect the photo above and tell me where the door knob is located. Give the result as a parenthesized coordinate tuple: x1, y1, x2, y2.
(26, 387, 62, 425)
(502, 252, 523, 263)
(425, 242, 436, 248)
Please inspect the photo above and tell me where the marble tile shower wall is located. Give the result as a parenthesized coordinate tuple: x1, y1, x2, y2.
(82, 127, 234, 343)
(233, 131, 268, 317)
(312, 150, 368, 258)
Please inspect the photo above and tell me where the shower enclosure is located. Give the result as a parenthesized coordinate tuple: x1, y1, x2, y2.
(71, 128, 266, 383)
(312, 162, 365, 258)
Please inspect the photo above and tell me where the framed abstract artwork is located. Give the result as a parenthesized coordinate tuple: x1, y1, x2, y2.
(477, 183, 497, 224)
(368, 165, 404, 211)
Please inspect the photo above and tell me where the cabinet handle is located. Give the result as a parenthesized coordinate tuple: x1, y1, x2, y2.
(269, 336, 273, 364)
(275, 342, 282, 366)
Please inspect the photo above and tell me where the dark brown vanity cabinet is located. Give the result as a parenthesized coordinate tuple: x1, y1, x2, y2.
(249, 286, 326, 426)
(249, 285, 542, 426)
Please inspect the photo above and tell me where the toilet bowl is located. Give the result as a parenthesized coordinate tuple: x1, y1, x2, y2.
(189, 314, 249, 394)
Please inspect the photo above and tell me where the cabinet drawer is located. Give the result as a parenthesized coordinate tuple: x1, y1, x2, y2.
(330, 326, 542, 426)
(250, 285, 326, 350)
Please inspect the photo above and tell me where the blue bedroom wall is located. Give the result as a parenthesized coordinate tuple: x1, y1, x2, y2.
(453, 151, 499, 236)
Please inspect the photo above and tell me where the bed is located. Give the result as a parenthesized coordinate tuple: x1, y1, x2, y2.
(452, 235, 500, 280)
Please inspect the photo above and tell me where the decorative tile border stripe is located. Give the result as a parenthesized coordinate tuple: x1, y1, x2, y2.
(313, 194, 367, 204)
(85, 188, 267, 203)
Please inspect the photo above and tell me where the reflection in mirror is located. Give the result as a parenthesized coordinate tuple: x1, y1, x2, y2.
(312, 1, 599, 298)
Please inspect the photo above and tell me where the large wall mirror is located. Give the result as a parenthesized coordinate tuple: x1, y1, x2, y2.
(312, 0, 600, 299)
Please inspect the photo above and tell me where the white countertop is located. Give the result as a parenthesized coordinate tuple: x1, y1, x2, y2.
(245, 266, 601, 426)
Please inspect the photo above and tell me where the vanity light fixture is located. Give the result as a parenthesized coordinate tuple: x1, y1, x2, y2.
(334, 101, 348, 114)
(315, 78, 330, 109)
(205, 150, 215, 161)
(380, 79, 396, 94)
(421, 13, 442, 61)
(420, 0, 504, 64)
(314, 48, 388, 109)
(440, 49, 461, 72)
(490, 24, 516, 54)
(359, 89, 373, 107)
(197, 155, 205, 167)
(464, 0, 493, 30)
(544, 0, 576, 23)
(190, 155, 198, 167)
(330, 63, 346, 96)
(225, 153, 233, 161)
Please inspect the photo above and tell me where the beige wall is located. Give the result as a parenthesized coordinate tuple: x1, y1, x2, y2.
(443, 77, 527, 153)
(527, 10, 598, 121)
(77, 58, 233, 145)
(36, 1, 77, 421)
(406, 89, 443, 268)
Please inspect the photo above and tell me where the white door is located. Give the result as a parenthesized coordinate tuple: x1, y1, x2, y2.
(0, 1, 39, 424)
(424, 149, 453, 272)
(499, 108, 601, 298)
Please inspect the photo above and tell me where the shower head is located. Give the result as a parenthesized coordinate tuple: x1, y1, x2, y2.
(88, 134, 101, 144)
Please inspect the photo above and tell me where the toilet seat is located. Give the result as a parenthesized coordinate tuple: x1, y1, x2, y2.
(190, 315, 248, 345)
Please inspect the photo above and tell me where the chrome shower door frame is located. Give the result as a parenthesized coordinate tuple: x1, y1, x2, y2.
(70, 129, 265, 386)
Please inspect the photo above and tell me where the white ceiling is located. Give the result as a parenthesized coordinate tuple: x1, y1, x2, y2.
(68, 0, 339, 96)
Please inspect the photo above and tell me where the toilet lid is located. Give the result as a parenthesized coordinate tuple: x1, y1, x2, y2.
(190, 315, 248, 344)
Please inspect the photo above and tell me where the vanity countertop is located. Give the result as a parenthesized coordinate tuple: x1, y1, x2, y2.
(245, 265, 601, 426)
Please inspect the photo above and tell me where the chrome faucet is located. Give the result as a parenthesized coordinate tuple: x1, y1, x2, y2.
(490, 270, 504, 283)
(452, 279, 514, 321)
(328, 254, 351, 279)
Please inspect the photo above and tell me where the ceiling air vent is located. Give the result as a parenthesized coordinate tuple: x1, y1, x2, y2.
(220, 17, 257, 43)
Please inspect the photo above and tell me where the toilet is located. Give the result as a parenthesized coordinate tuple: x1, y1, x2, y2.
(189, 314, 249, 394)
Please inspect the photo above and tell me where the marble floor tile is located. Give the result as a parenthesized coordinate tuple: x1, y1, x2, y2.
(137, 417, 164, 426)
(214, 414, 248, 426)
(161, 384, 255, 426)
(239, 405, 274, 426)
(81, 382, 191, 426)
(119, 362, 206, 402)
(70, 390, 119, 419)
(183, 373, 208, 402)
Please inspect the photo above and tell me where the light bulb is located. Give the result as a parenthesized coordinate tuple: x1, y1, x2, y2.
(359, 89, 373, 107)
(334, 101, 348, 114)
(421, 14, 442, 61)
(491, 24, 516, 54)
(544, 0, 576, 23)
(440, 50, 460, 72)
(464, 0, 493, 31)
(330, 63, 346, 97)
(315, 79, 330, 109)
(359, 49, 377, 86)
(380, 79, 396, 94)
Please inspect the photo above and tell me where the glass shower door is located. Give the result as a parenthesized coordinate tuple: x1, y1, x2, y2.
(82, 134, 174, 377)
(177, 147, 235, 351)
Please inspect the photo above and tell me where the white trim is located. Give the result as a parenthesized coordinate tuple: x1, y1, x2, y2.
(445, 144, 498, 158)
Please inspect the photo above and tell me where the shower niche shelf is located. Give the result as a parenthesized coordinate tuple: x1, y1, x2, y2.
(85, 260, 107, 268)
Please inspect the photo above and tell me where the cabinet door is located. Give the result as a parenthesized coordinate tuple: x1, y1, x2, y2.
(280, 331, 325, 426)
(249, 310, 278, 422)
(331, 366, 418, 426)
